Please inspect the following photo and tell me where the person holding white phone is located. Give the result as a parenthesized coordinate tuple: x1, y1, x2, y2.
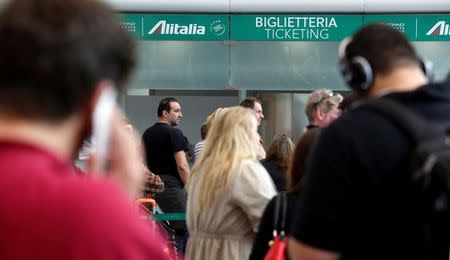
(0, 0, 168, 259)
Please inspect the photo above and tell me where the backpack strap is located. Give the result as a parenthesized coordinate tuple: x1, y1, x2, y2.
(359, 98, 449, 145)
(361, 98, 450, 187)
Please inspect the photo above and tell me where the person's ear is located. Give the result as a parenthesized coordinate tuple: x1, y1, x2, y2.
(162, 109, 169, 118)
(315, 108, 326, 121)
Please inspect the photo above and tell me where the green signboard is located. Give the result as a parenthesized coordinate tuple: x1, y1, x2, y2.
(119, 14, 229, 41)
(119, 14, 450, 42)
(119, 14, 142, 39)
(414, 15, 450, 41)
(230, 15, 363, 41)
(364, 15, 417, 39)
(364, 14, 450, 41)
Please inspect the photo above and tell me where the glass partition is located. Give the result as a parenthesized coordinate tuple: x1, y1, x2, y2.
(127, 41, 230, 90)
(414, 41, 450, 81)
(230, 42, 348, 90)
(127, 41, 450, 91)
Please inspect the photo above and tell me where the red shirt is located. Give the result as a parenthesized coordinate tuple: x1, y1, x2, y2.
(0, 141, 169, 259)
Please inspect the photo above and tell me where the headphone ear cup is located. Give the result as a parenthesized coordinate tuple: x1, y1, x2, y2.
(351, 56, 373, 91)
(339, 59, 353, 87)
(419, 58, 434, 82)
(340, 56, 373, 91)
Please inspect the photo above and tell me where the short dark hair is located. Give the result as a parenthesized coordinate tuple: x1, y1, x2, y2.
(157, 97, 178, 117)
(200, 124, 208, 140)
(338, 92, 363, 112)
(239, 97, 261, 109)
(346, 23, 420, 76)
(0, 0, 135, 121)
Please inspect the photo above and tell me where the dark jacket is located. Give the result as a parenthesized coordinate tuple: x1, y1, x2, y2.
(260, 158, 286, 191)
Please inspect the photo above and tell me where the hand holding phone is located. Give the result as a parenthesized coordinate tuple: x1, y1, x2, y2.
(88, 87, 145, 198)
(91, 87, 117, 172)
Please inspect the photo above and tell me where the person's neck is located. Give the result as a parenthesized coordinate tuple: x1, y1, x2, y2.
(310, 120, 326, 128)
(0, 113, 84, 162)
(157, 118, 170, 125)
(369, 66, 428, 98)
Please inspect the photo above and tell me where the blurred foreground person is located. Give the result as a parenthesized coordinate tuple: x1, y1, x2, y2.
(186, 106, 276, 260)
(0, 0, 168, 259)
(289, 23, 448, 260)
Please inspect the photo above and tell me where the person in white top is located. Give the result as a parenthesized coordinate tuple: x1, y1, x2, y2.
(194, 107, 227, 158)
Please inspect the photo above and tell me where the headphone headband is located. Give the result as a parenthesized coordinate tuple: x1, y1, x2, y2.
(338, 37, 352, 60)
(338, 37, 374, 91)
(338, 37, 433, 92)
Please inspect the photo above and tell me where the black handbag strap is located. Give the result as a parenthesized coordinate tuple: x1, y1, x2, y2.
(279, 191, 287, 231)
(272, 193, 280, 231)
(272, 191, 287, 236)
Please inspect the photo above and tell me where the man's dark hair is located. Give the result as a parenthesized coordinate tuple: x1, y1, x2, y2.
(346, 23, 420, 76)
(0, 0, 135, 121)
(338, 92, 363, 112)
(239, 97, 261, 109)
(157, 97, 178, 117)
(200, 124, 207, 140)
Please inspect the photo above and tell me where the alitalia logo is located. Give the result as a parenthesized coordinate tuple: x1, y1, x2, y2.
(426, 21, 450, 36)
(148, 20, 205, 35)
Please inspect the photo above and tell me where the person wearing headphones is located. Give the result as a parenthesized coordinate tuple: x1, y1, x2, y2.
(289, 23, 449, 260)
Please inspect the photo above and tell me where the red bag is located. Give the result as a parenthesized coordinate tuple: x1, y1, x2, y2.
(264, 234, 288, 260)
(264, 192, 288, 260)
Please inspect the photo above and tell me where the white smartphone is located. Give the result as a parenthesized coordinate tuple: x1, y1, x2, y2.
(91, 87, 117, 172)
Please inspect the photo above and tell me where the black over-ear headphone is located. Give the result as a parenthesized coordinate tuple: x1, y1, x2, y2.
(338, 37, 434, 92)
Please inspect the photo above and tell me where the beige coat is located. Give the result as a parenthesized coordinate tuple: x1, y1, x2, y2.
(186, 160, 276, 260)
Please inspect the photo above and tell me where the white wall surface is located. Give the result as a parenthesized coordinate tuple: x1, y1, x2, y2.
(230, 0, 363, 13)
(1, 0, 449, 13)
(101, 0, 450, 13)
(365, 0, 450, 13)
(104, 0, 228, 13)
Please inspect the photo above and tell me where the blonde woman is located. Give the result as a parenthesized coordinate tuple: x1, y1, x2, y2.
(186, 106, 276, 260)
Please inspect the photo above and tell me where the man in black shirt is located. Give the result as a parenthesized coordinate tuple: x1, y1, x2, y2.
(289, 24, 449, 259)
(142, 97, 190, 233)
